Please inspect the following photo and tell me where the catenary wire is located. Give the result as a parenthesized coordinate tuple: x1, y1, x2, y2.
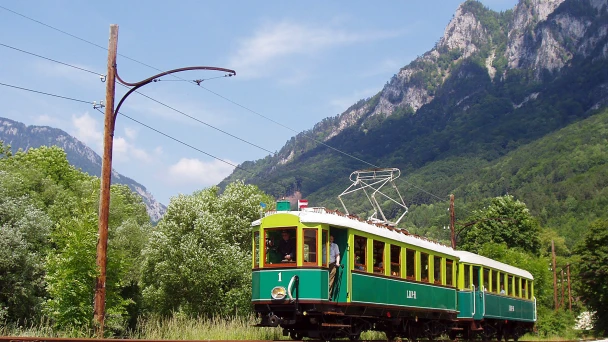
(0, 81, 94, 104)
(0, 5, 451, 204)
(0, 79, 251, 174)
(0, 42, 275, 156)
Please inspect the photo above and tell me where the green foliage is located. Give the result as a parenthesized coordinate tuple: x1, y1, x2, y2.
(141, 181, 273, 317)
(459, 195, 541, 255)
(535, 307, 579, 338)
(575, 219, 608, 335)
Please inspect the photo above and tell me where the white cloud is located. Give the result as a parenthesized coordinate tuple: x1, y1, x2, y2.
(230, 20, 406, 79)
(32, 114, 61, 126)
(124, 127, 138, 140)
(167, 158, 236, 186)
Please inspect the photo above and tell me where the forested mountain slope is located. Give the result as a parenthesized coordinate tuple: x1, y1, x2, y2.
(221, 0, 608, 244)
(0, 117, 166, 221)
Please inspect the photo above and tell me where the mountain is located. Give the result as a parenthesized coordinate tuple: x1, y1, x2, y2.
(0, 117, 166, 222)
(221, 0, 608, 246)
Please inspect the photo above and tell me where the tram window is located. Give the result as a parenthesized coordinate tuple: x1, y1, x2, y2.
(420, 252, 429, 282)
(433, 256, 442, 284)
(508, 275, 514, 296)
(322, 231, 328, 267)
(464, 265, 471, 288)
(446, 259, 454, 286)
(354, 235, 367, 272)
(523, 280, 528, 299)
(253, 231, 260, 268)
(500, 274, 506, 294)
(483, 268, 490, 292)
(373, 240, 385, 274)
(264, 228, 297, 266)
(303, 229, 317, 265)
(494, 271, 500, 293)
(405, 249, 416, 280)
(390, 245, 401, 277)
(473, 267, 480, 289)
(515, 277, 521, 297)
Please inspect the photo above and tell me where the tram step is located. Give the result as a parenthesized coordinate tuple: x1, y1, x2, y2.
(323, 311, 345, 316)
(321, 323, 351, 328)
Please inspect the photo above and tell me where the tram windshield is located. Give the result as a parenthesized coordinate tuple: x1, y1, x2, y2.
(264, 227, 297, 267)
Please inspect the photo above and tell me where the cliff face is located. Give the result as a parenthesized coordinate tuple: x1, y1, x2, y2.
(222, 0, 608, 201)
(0, 117, 166, 222)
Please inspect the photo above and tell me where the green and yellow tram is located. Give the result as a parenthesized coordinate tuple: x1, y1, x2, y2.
(252, 203, 536, 340)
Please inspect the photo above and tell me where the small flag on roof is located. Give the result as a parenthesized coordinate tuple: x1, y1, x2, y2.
(298, 199, 308, 210)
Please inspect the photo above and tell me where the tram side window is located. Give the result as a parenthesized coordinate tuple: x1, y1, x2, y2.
(494, 271, 500, 293)
(322, 231, 328, 267)
(473, 267, 480, 289)
(464, 265, 471, 289)
(515, 277, 521, 297)
(253, 231, 260, 268)
(433, 256, 442, 284)
(500, 273, 506, 294)
(390, 245, 401, 277)
(508, 275, 514, 296)
(373, 240, 385, 274)
(421, 252, 429, 282)
(483, 268, 490, 292)
(446, 259, 454, 286)
(354, 235, 367, 271)
(523, 279, 528, 299)
(303, 229, 317, 264)
(406, 249, 416, 280)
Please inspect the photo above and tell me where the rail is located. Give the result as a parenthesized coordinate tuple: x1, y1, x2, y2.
(0, 338, 598, 342)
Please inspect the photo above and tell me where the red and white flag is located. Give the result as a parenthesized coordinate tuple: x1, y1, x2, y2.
(298, 199, 308, 209)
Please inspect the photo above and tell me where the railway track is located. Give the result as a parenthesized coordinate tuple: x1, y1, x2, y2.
(0, 337, 595, 342)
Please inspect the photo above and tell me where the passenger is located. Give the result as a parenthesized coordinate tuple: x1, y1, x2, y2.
(500, 285, 506, 294)
(328, 235, 340, 300)
(278, 230, 296, 262)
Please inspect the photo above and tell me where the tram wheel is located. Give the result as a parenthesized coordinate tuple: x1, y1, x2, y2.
(290, 331, 303, 340)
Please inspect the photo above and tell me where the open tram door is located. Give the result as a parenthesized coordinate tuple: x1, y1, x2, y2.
(328, 227, 348, 302)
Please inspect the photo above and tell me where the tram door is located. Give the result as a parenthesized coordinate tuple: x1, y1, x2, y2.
(472, 266, 484, 320)
(329, 227, 348, 302)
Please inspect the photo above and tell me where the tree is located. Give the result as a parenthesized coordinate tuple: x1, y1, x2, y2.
(458, 195, 541, 255)
(575, 219, 608, 335)
(140, 181, 273, 317)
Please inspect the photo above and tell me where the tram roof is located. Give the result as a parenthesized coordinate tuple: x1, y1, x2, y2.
(252, 208, 459, 258)
(453, 250, 534, 280)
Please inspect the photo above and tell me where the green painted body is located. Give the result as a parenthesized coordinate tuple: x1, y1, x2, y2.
(351, 273, 457, 311)
(457, 290, 535, 322)
(252, 269, 328, 301)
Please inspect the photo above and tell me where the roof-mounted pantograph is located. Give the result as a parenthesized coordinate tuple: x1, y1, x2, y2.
(338, 168, 408, 226)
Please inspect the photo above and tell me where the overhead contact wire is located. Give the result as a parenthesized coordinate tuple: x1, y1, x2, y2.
(0, 82, 94, 104)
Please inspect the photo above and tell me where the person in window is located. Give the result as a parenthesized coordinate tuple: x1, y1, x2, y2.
(500, 285, 506, 294)
(278, 230, 296, 262)
(328, 235, 340, 300)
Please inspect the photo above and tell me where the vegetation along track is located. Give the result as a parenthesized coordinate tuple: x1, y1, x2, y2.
(0, 338, 594, 342)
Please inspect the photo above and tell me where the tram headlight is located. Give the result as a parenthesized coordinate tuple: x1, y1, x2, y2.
(271, 286, 286, 300)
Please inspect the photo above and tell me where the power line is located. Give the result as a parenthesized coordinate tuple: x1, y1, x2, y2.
(0, 5, 450, 204)
(0, 81, 94, 104)
(0, 42, 105, 77)
(0, 79, 250, 175)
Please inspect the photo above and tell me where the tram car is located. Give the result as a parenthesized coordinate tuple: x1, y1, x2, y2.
(251, 203, 536, 341)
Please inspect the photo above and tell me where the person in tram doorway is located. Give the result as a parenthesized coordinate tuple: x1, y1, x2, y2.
(328, 235, 340, 300)
(278, 230, 296, 262)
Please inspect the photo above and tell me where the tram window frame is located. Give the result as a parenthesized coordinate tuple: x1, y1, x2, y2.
(302, 229, 318, 266)
(390, 245, 401, 277)
(483, 268, 490, 292)
(263, 227, 297, 267)
(322, 230, 328, 267)
(494, 270, 500, 293)
(433, 256, 442, 284)
(508, 275, 514, 296)
(253, 231, 260, 268)
(446, 259, 454, 286)
(353, 235, 367, 272)
(464, 264, 471, 289)
(420, 252, 429, 282)
(373, 240, 385, 274)
(405, 249, 416, 280)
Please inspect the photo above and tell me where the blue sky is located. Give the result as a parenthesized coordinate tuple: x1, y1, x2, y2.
(0, 0, 518, 205)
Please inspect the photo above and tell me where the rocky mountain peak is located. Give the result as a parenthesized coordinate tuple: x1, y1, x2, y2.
(438, 3, 488, 59)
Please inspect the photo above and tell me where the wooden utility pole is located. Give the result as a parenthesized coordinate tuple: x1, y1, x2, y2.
(552, 240, 558, 311)
(567, 264, 572, 311)
(450, 194, 455, 249)
(94, 24, 118, 338)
